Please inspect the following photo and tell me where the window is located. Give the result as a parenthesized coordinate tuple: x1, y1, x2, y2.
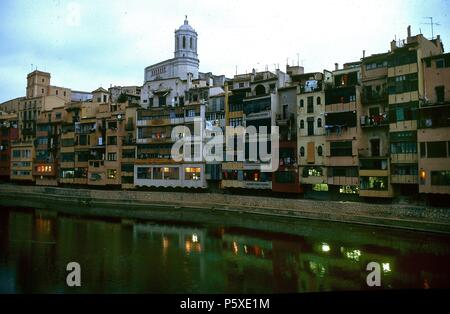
(60, 169, 74, 179)
(436, 59, 445, 68)
(153, 167, 163, 180)
(61, 153, 74, 162)
(300, 120, 304, 129)
(390, 142, 417, 154)
(431, 171, 450, 186)
(186, 109, 196, 117)
(183, 36, 186, 49)
(190, 37, 193, 49)
(79, 134, 88, 146)
(107, 169, 117, 179)
(420, 142, 426, 158)
(300, 146, 305, 157)
(435, 86, 445, 103)
(76, 151, 89, 162)
(107, 152, 117, 161)
(391, 164, 418, 175)
(330, 141, 352, 156)
(121, 163, 134, 172)
(137, 167, 151, 179)
(317, 118, 322, 128)
(300, 99, 304, 107)
(122, 149, 135, 159)
(158, 95, 166, 107)
(107, 136, 117, 145)
(185, 167, 201, 180)
(427, 141, 447, 158)
(62, 138, 74, 147)
(163, 167, 179, 180)
(317, 96, 321, 105)
(307, 96, 314, 113)
(108, 121, 117, 129)
(307, 119, 314, 136)
(317, 146, 323, 156)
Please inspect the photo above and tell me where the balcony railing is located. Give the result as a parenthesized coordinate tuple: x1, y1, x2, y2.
(360, 113, 389, 128)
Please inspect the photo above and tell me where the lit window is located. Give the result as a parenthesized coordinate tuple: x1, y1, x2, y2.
(107, 169, 117, 179)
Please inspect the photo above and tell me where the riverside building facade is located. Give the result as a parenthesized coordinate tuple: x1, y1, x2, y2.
(0, 23, 448, 203)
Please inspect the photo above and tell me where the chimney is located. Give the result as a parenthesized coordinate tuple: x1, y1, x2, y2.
(390, 40, 397, 51)
(363, 50, 366, 59)
(407, 25, 411, 38)
(335, 63, 339, 71)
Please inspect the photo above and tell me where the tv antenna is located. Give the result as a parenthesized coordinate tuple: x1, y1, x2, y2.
(422, 17, 440, 39)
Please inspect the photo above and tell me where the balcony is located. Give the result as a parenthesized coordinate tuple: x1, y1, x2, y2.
(21, 128, 35, 136)
(360, 113, 389, 128)
(122, 137, 136, 146)
(361, 92, 388, 105)
(391, 175, 418, 184)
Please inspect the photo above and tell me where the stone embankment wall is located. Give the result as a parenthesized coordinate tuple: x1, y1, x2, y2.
(0, 184, 449, 234)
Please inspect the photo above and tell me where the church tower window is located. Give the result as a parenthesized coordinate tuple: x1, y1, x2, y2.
(183, 36, 186, 49)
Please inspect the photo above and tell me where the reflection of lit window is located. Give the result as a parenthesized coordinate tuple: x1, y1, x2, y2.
(321, 243, 330, 252)
(312, 184, 328, 192)
(192, 234, 198, 243)
(232, 241, 238, 255)
(309, 261, 326, 277)
(339, 185, 359, 194)
(345, 249, 361, 261)
(382, 263, 391, 273)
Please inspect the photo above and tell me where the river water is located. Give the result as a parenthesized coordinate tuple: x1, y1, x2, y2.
(0, 206, 449, 293)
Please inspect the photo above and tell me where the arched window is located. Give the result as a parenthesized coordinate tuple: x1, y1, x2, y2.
(183, 36, 186, 49)
(317, 146, 323, 156)
(300, 99, 304, 107)
(176, 37, 179, 50)
(300, 120, 304, 129)
(317, 96, 321, 105)
(300, 147, 305, 157)
(190, 37, 193, 49)
(317, 118, 322, 128)
(255, 85, 266, 95)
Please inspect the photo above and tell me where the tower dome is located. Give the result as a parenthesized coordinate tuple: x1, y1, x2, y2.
(174, 16, 198, 59)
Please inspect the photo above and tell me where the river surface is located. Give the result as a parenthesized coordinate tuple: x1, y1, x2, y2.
(0, 206, 449, 293)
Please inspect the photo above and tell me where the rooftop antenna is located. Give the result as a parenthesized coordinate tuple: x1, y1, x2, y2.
(297, 53, 300, 66)
(235, 65, 237, 75)
(422, 17, 440, 39)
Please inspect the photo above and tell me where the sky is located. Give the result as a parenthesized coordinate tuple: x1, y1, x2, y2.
(0, 0, 449, 103)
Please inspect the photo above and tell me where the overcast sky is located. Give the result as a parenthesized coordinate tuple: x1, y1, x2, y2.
(0, 0, 449, 103)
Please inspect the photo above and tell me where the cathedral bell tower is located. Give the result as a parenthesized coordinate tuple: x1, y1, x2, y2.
(174, 16, 198, 59)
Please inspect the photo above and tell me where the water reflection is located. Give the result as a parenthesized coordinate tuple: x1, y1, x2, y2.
(0, 206, 449, 293)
